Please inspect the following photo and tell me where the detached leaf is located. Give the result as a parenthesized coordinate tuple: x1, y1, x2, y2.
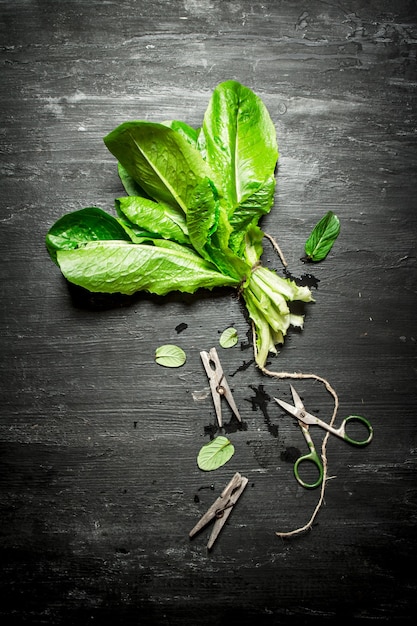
(197, 436, 235, 471)
(304, 211, 340, 262)
(219, 327, 238, 348)
(155, 344, 186, 368)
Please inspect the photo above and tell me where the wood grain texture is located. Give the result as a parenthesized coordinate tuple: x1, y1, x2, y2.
(1, 1, 417, 624)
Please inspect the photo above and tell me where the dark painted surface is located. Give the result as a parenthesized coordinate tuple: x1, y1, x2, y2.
(1, 1, 416, 624)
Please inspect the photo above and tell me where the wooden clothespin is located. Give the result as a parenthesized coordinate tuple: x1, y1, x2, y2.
(189, 472, 248, 550)
(200, 347, 241, 427)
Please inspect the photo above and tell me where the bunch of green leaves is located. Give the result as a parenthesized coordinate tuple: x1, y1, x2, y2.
(46, 81, 313, 367)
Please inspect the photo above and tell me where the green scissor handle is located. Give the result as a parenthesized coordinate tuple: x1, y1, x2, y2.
(293, 424, 324, 489)
(293, 415, 373, 489)
(339, 414, 373, 446)
(294, 448, 324, 489)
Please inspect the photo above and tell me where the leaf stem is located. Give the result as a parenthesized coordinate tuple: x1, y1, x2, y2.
(264, 232, 288, 268)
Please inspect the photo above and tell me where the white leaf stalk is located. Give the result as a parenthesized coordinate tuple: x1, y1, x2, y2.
(242, 266, 314, 367)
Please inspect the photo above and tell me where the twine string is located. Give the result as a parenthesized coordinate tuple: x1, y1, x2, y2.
(252, 233, 339, 537)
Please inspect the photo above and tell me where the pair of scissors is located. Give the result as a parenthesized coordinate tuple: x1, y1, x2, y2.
(275, 385, 373, 489)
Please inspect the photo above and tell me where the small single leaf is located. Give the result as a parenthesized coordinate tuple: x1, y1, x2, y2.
(155, 344, 186, 368)
(219, 327, 238, 348)
(197, 436, 235, 471)
(304, 211, 340, 262)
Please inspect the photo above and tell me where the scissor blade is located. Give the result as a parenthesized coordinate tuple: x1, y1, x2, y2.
(290, 385, 304, 410)
(276, 397, 321, 427)
(274, 397, 300, 419)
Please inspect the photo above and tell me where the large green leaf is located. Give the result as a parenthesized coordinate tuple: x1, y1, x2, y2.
(161, 120, 199, 147)
(186, 177, 250, 280)
(45, 207, 131, 264)
(115, 213, 159, 244)
(229, 175, 276, 256)
(116, 196, 189, 244)
(200, 81, 279, 216)
(117, 162, 151, 198)
(104, 121, 218, 214)
(186, 177, 220, 257)
(56, 240, 239, 296)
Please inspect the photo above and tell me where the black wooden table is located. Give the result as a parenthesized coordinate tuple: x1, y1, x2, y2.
(1, 1, 416, 624)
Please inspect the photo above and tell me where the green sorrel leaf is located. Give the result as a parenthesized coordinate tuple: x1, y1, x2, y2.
(116, 196, 189, 244)
(45, 207, 131, 264)
(197, 436, 235, 471)
(117, 162, 150, 198)
(104, 121, 218, 214)
(162, 120, 199, 147)
(56, 241, 239, 296)
(187, 177, 249, 280)
(186, 177, 220, 258)
(200, 81, 278, 215)
(229, 175, 276, 256)
(155, 344, 186, 368)
(304, 211, 340, 262)
(219, 327, 238, 348)
(114, 213, 159, 244)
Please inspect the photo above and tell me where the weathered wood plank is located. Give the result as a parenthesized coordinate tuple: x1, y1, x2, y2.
(1, 1, 417, 624)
